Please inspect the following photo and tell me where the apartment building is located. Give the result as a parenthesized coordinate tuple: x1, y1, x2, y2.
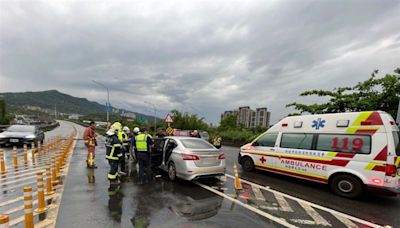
(221, 106, 270, 128)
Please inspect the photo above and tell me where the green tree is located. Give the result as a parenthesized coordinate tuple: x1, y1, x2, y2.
(170, 109, 209, 130)
(218, 114, 237, 130)
(0, 98, 10, 124)
(287, 68, 400, 117)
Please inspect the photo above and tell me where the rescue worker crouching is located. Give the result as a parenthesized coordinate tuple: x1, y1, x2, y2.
(106, 122, 123, 186)
(134, 127, 154, 184)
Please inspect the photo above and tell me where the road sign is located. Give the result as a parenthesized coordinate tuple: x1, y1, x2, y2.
(165, 114, 173, 123)
(166, 127, 174, 136)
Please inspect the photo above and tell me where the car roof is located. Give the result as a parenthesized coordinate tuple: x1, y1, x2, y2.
(163, 136, 203, 140)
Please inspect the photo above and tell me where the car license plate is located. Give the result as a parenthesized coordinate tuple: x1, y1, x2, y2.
(10, 139, 19, 143)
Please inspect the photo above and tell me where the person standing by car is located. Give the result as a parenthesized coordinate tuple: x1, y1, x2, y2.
(134, 127, 154, 184)
(212, 133, 222, 149)
(190, 130, 201, 138)
(118, 126, 130, 175)
(106, 122, 123, 187)
(83, 121, 97, 168)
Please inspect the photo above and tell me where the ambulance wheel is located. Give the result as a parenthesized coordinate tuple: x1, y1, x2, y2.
(330, 174, 364, 198)
(241, 156, 255, 172)
(168, 162, 177, 181)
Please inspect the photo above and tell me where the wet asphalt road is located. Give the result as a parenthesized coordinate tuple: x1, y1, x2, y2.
(222, 147, 400, 226)
(56, 124, 273, 228)
(54, 123, 399, 228)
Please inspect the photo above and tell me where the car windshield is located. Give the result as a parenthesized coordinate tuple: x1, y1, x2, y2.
(7, 125, 35, 133)
(180, 139, 214, 149)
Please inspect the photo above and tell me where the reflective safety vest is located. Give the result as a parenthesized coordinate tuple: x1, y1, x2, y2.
(213, 136, 222, 146)
(106, 134, 122, 160)
(135, 133, 151, 152)
(118, 131, 129, 146)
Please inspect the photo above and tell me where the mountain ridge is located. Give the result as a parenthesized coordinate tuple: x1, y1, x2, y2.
(0, 90, 156, 121)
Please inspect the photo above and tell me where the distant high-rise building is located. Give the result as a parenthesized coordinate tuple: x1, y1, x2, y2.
(221, 106, 271, 128)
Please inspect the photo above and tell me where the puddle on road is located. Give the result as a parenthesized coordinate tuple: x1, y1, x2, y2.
(102, 164, 273, 228)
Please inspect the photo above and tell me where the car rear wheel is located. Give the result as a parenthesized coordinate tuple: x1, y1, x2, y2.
(330, 174, 364, 198)
(168, 162, 177, 181)
(241, 156, 255, 172)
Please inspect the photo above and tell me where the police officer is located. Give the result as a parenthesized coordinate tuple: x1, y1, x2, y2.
(106, 122, 123, 186)
(134, 127, 154, 184)
(118, 126, 129, 175)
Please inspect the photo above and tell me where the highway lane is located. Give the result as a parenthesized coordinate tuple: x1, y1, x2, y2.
(222, 146, 400, 227)
(0, 120, 77, 227)
(56, 124, 274, 228)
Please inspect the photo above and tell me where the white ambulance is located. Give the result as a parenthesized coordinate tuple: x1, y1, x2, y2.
(238, 111, 400, 198)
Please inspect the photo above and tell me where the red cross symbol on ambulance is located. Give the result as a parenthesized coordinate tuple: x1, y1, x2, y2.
(259, 156, 266, 164)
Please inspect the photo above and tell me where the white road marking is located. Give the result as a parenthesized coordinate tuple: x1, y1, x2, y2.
(252, 184, 266, 201)
(225, 174, 385, 228)
(332, 214, 358, 228)
(194, 181, 298, 228)
(299, 202, 331, 226)
(290, 219, 318, 225)
(273, 192, 294, 212)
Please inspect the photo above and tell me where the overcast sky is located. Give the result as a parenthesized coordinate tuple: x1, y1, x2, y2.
(1, 0, 399, 124)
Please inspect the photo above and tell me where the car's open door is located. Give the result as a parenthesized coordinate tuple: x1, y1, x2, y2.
(151, 138, 167, 167)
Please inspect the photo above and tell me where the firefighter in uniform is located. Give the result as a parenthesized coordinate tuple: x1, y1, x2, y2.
(83, 121, 97, 168)
(134, 127, 154, 184)
(118, 126, 130, 175)
(106, 122, 123, 186)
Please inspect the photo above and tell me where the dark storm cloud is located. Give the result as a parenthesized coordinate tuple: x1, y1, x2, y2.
(1, 0, 399, 124)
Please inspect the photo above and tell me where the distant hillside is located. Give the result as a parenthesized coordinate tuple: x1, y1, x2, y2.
(0, 90, 158, 121)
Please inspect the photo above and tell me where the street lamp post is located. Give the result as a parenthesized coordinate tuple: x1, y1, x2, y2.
(92, 80, 110, 126)
(144, 101, 157, 136)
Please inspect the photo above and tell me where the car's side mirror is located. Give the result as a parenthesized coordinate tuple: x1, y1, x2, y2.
(252, 141, 259, 146)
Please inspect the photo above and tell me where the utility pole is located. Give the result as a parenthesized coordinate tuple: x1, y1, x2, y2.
(92, 80, 110, 126)
(144, 101, 157, 136)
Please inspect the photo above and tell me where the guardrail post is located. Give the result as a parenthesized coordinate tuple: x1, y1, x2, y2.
(23, 144, 28, 165)
(0, 214, 9, 228)
(12, 146, 18, 170)
(45, 165, 54, 196)
(37, 142, 42, 156)
(30, 143, 35, 161)
(23, 186, 34, 228)
(51, 159, 58, 186)
(35, 171, 48, 214)
(0, 151, 6, 175)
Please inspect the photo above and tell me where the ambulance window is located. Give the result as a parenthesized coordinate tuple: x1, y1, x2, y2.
(280, 133, 313, 150)
(316, 134, 371, 154)
(254, 133, 278, 147)
(393, 132, 400, 156)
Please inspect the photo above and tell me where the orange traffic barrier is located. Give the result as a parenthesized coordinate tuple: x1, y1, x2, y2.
(35, 171, 48, 214)
(0, 151, 5, 175)
(31, 143, 35, 160)
(45, 166, 54, 196)
(38, 142, 42, 155)
(233, 162, 242, 191)
(0, 214, 10, 228)
(23, 186, 34, 228)
(51, 161, 59, 186)
(23, 145, 28, 164)
(12, 147, 18, 170)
